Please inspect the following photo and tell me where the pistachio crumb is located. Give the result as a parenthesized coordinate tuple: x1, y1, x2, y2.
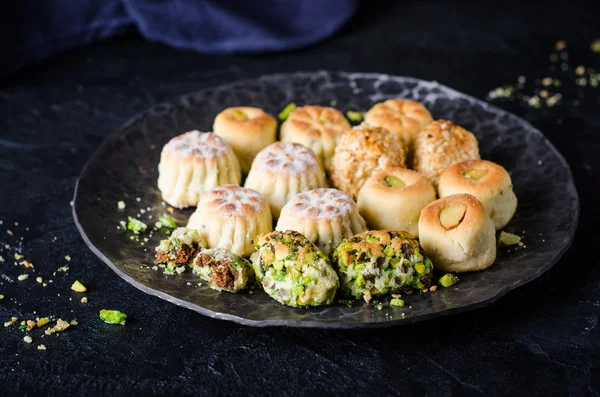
(36, 277, 43, 284)
(37, 344, 46, 351)
(17, 274, 29, 281)
(71, 280, 87, 292)
(23, 335, 33, 344)
(117, 201, 126, 210)
(430, 285, 438, 292)
(81, 297, 88, 304)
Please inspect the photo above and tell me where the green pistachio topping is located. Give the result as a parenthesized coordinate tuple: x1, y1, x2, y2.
(439, 273, 459, 288)
(127, 217, 147, 234)
(99, 309, 128, 325)
(384, 176, 406, 189)
(278, 102, 297, 120)
(159, 216, 177, 229)
(498, 231, 521, 246)
(390, 298, 405, 307)
(346, 110, 364, 123)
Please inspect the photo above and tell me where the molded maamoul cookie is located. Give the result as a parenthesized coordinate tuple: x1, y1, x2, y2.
(157, 131, 241, 208)
(356, 167, 436, 236)
(329, 125, 406, 200)
(187, 184, 272, 257)
(244, 142, 327, 218)
(438, 160, 517, 230)
(280, 105, 351, 172)
(364, 99, 433, 149)
(412, 120, 480, 187)
(213, 107, 277, 175)
(418, 194, 496, 273)
(276, 188, 367, 255)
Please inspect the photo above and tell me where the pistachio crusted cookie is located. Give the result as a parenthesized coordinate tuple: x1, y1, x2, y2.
(251, 230, 339, 308)
(155, 228, 206, 269)
(193, 248, 253, 293)
(331, 230, 433, 302)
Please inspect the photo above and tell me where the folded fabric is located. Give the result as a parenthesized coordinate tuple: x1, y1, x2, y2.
(2, 0, 359, 78)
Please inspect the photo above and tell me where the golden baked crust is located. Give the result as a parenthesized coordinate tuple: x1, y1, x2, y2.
(364, 99, 433, 148)
(412, 120, 480, 186)
(329, 125, 406, 200)
(418, 194, 496, 272)
(438, 160, 517, 230)
(280, 106, 351, 171)
(213, 107, 277, 174)
(356, 167, 436, 236)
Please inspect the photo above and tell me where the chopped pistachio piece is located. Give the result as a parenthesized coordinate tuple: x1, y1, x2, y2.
(117, 201, 126, 210)
(278, 102, 297, 120)
(439, 273, 459, 288)
(23, 335, 33, 344)
(346, 110, 364, 123)
(37, 344, 46, 351)
(36, 318, 50, 328)
(498, 231, 522, 246)
(99, 309, 128, 325)
(127, 217, 147, 234)
(592, 39, 600, 53)
(159, 216, 177, 229)
(71, 280, 87, 293)
(390, 298, 405, 307)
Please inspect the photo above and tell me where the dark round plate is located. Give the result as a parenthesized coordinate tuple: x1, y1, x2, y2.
(73, 71, 579, 328)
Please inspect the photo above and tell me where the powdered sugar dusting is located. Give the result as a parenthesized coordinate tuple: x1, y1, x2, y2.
(252, 142, 320, 174)
(163, 131, 230, 158)
(202, 185, 266, 216)
(284, 188, 357, 220)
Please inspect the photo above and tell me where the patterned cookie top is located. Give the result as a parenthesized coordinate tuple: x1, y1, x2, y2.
(251, 142, 321, 174)
(200, 184, 267, 217)
(162, 131, 231, 159)
(284, 106, 350, 138)
(283, 188, 358, 220)
(366, 99, 432, 125)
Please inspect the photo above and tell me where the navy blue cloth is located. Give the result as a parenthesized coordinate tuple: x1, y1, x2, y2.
(2, 0, 358, 78)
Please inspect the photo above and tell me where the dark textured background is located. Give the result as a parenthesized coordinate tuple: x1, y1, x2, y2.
(0, 1, 598, 395)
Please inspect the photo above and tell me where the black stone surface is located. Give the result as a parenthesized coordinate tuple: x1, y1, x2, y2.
(1, 1, 598, 395)
(73, 72, 577, 328)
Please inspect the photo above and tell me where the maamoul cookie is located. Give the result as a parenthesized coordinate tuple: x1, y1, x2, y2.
(213, 107, 277, 175)
(251, 230, 339, 308)
(418, 194, 496, 273)
(331, 230, 433, 302)
(154, 228, 206, 270)
(157, 131, 241, 208)
(276, 188, 367, 255)
(186, 184, 272, 257)
(193, 248, 253, 293)
(244, 142, 327, 218)
(412, 120, 480, 187)
(364, 99, 433, 149)
(329, 125, 406, 200)
(356, 167, 436, 236)
(437, 160, 518, 230)
(280, 105, 351, 172)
